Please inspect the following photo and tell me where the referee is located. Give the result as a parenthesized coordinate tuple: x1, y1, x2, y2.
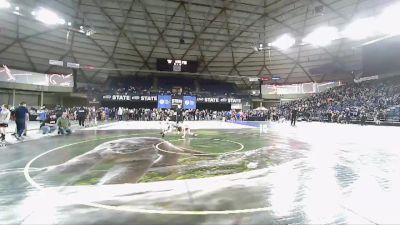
(291, 108, 298, 126)
(77, 106, 87, 127)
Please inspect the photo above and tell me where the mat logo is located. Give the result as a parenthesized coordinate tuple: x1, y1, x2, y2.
(185, 100, 195, 106)
(259, 124, 268, 134)
(159, 99, 169, 105)
(183, 96, 196, 109)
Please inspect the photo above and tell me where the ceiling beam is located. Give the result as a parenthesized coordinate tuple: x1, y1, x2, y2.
(16, 13, 38, 73)
(137, 2, 183, 73)
(139, 0, 174, 58)
(45, 0, 83, 74)
(92, 0, 151, 69)
(201, 12, 269, 73)
(284, 1, 312, 84)
(0, 27, 60, 55)
(331, 0, 363, 81)
(90, 0, 138, 81)
(181, 3, 212, 75)
(317, 0, 351, 21)
(70, 52, 90, 83)
(86, 37, 122, 78)
(181, 6, 226, 59)
(225, 7, 249, 85)
(275, 49, 314, 82)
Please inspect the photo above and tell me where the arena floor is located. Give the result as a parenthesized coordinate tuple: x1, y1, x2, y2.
(1, 121, 399, 224)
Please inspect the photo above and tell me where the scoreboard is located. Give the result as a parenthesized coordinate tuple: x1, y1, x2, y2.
(156, 58, 198, 73)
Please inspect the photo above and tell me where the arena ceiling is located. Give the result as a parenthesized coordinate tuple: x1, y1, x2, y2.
(0, 0, 396, 87)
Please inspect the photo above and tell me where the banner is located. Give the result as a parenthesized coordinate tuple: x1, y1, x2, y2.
(172, 97, 182, 105)
(0, 65, 73, 87)
(103, 95, 157, 102)
(157, 95, 172, 109)
(196, 97, 241, 103)
(183, 96, 196, 109)
(140, 95, 157, 101)
(220, 98, 242, 103)
(354, 75, 378, 83)
(102, 95, 241, 105)
(262, 81, 340, 96)
(197, 97, 219, 103)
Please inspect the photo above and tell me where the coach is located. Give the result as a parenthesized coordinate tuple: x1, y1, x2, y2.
(14, 102, 29, 139)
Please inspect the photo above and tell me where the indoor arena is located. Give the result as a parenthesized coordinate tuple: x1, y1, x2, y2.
(1, 0, 400, 224)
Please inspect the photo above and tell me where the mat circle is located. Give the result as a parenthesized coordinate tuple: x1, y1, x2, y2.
(155, 138, 244, 156)
(24, 135, 270, 215)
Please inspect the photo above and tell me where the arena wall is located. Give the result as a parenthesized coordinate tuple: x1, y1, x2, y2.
(0, 88, 87, 108)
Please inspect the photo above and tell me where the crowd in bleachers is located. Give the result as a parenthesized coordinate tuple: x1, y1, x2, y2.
(276, 76, 400, 123)
(76, 77, 238, 97)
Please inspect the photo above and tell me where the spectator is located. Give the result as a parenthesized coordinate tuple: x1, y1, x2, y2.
(76, 106, 87, 127)
(57, 113, 71, 135)
(14, 102, 29, 140)
(117, 107, 123, 121)
(291, 108, 298, 126)
(0, 104, 11, 142)
(40, 114, 57, 135)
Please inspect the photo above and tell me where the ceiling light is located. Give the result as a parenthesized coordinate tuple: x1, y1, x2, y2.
(67, 22, 72, 26)
(376, 2, 400, 36)
(15, 6, 19, 10)
(342, 17, 379, 40)
(303, 26, 339, 46)
(0, 0, 10, 9)
(271, 34, 296, 51)
(33, 8, 65, 25)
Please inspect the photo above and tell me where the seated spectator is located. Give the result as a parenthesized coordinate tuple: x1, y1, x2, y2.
(37, 107, 48, 122)
(40, 114, 57, 135)
(57, 113, 72, 135)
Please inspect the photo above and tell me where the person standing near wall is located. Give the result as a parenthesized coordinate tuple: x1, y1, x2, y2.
(77, 106, 87, 127)
(23, 107, 29, 137)
(14, 102, 29, 140)
(0, 104, 11, 142)
(117, 107, 123, 121)
(291, 107, 298, 126)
